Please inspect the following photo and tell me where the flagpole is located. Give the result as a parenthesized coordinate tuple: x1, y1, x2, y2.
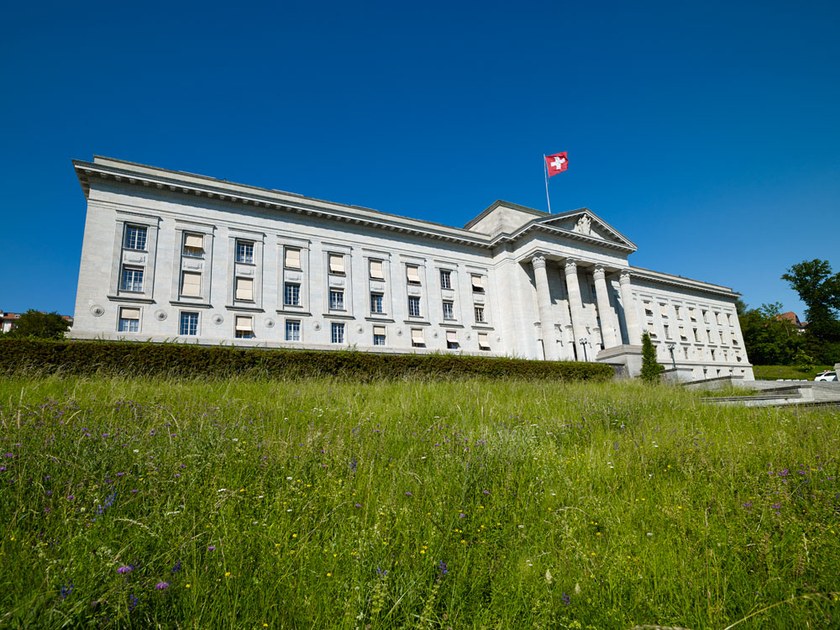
(543, 155, 552, 214)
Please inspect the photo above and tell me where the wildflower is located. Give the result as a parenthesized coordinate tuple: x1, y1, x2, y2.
(437, 560, 448, 577)
(404, 491, 413, 497)
(155, 581, 169, 590)
(117, 565, 134, 574)
(207, 545, 216, 552)
(482, 489, 490, 495)
(0, 466, 6, 473)
(376, 567, 387, 578)
(60, 583, 74, 599)
(742, 501, 753, 510)
(779, 468, 790, 478)
(561, 592, 571, 605)
(459, 512, 466, 519)
(354, 503, 362, 509)
(128, 593, 138, 611)
(171, 561, 182, 573)
(772, 502, 782, 512)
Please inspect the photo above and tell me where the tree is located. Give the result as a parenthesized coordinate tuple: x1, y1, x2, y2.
(640, 331, 664, 383)
(781, 259, 840, 363)
(738, 302, 805, 365)
(5, 310, 70, 340)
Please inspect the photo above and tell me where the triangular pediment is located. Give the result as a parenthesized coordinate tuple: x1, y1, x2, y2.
(532, 208, 636, 251)
(465, 200, 547, 236)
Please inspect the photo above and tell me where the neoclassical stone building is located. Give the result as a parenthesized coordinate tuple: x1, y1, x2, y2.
(71, 156, 754, 381)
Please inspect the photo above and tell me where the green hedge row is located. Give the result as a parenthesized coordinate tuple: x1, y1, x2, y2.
(0, 339, 614, 382)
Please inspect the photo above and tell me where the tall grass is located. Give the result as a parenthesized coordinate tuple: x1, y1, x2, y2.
(0, 376, 837, 628)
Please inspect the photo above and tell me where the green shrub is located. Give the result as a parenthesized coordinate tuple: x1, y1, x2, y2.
(0, 338, 613, 382)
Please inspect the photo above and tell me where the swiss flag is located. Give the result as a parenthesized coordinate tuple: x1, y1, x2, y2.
(545, 152, 569, 176)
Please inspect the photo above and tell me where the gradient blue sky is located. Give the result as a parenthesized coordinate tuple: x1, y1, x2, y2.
(2, 0, 838, 318)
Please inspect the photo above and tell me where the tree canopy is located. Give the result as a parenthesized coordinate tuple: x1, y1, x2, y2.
(4, 310, 70, 340)
(738, 302, 807, 366)
(781, 259, 840, 364)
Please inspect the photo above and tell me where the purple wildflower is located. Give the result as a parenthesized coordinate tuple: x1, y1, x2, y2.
(354, 502, 362, 509)
(0, 466, 6, 473)
(779, 468, 790, 478)
(562, 592, 571, 606)
(155, 581, 169, 590)
(171, 561, 182, 573)
(4, 453, 14, 459)
(66, 494, 74, 501)
(459, 512, 466, 519)
(117, 565, 134, 574)
(376, 567, 388, 578)
(404, 491, 413, 497)
(771, 502, 782, 512)
(742, 501, 753, 510)
(482, 489, 490, 495)
(207, 545, 216, 552)
(128, 593, 139, 611)
(437, 560, 448, 577)
(60, 583, 74, 599)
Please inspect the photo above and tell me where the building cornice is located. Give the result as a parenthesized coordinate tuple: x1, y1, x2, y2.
(628, 266, 739, 299)
(74, 158, 494, 249)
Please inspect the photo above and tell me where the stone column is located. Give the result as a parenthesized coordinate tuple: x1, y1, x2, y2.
(619, 270, 641, 345)
(592, 265, 618, 349)
(564, 259, 586, 359)
(531, 255, 558, 360)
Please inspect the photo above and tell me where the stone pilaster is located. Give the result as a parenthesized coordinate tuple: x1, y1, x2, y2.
(531, 255, 558, 360)
(592, 265, 618, 348)
(564, 259, 586, 359)
(619, 270, 641, 345)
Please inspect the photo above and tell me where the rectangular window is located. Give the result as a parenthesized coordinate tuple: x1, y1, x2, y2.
(118, 307, 140, 333)
(329, 289, 345, 310)
(285, 319, 301, 341)
(406, 265, 421, 285)
(183, 233, 204, 258)
(471, 274, 484, 293)
(235, 315, 254, 338)
(373, 325, 386, 346)
(284, 282, 301, 307)
(478, 332, 491, 350)
(442, 300, 455, 320)
(408, 295, 421, 318)
(235, 240, 254, 264)
(664, 324, 671, 340)
(181, 271, 201, 297)
(331, 322, 345, 344)
(235, 277, 254, 301)
(370, 292, 384, 314)
(179, 311, 199, 336)
(120, 266, 144, 292)
(284, 247, 302, 270)
(474, 305, 485, 323)
(446, 330, 459, 349)
(328, 253, 345, 275)
(124, 225, 147, 251)
(440, 270, 452, 290)
(410, 328, 425, 347)
(369, 259, 384, 280)
(660, 304, 669, 317)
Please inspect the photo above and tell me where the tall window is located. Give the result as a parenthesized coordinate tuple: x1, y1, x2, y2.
(329, 289, 345, 310)
(285, 320, 301, 341)
(410, 328, 425, 347)
(440, 269, 452, 290)
(118, 307, 140, 332)
(180, 312, 199, 336)
(369, 259, 384, 280)
(408, 295, 421, 318)
(235, 277, 254, 301)
(236, 240, 254, 264)
(442, 300, 455, 320)
(120, 266, 144, 292)
(183, 233, 204, 258)
(235, 316, 254, 339)
(370, 292, 384, 314)
(331, 322, 345, 344)
(470, 274, 484, 293)
(474, 305, 485, 323)
(328, 253, 345, 275)
(181, 271, 201, 298)
(478, 332, 491, 350)
(373, 325, 386, 346)
(446, 330, 459, 349)
(284, 247, 302, 270)
(124, 225, 147, 251)
(406, 265, 421, 285)
(284, 282, 301, 307)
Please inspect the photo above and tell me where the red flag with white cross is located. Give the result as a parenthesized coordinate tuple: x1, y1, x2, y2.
(545, 152, 568, 176)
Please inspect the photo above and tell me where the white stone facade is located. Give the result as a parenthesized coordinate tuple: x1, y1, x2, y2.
(71, 157, 754, 381)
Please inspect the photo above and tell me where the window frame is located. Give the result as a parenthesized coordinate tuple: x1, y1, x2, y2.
(370, 292, 384, 314)
(284, 282, 301, 307)
(182, 233, 204, 258)
(284, 247, 302, 270)
(329, 288, 345, 311)
(118, 307, 140, 333)
(120, 266, 144, 293)
(285, 319, 301, 342)
(331, 322, 345, 344)
(442, 300, 455, 320)
(474, 305, 485, 323)
(123, 225, 148, 251)
(235, 240, 255, 264)
(407, 295, 421, 318)
(179, 311, 199, 336)
(440, 269, 452, 290)
(234, 315, 255, 339)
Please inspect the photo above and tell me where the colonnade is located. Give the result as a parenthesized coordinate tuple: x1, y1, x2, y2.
(531, 254, 640, 361)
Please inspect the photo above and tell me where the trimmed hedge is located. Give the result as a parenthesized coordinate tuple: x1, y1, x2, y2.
(0, 339, 614, 382)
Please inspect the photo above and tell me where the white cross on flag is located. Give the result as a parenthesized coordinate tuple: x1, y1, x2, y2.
(545, 152, 569, 177)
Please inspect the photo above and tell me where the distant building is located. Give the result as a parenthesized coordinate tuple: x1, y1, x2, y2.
(70, 156, 754, 381)
(0, 311, 21, 333)
(777, 311, 807, 333)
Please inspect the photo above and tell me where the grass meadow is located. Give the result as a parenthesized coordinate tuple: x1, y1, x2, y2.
(0, 375, 838, 629)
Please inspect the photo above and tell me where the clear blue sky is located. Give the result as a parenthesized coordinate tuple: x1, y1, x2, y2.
(2, 0, 838, 318)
